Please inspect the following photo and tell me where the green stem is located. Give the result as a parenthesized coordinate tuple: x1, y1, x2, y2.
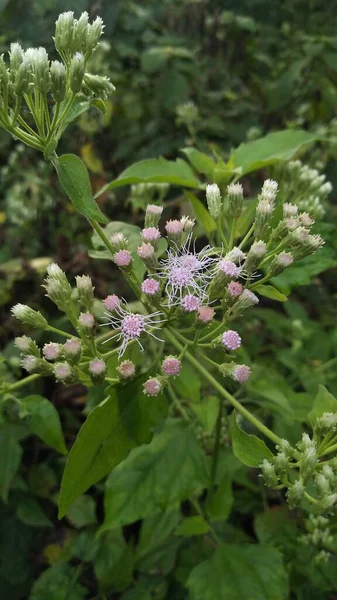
(207, 400, 222, 502)
(7, 373, 41, 392)
(320, 442, 337, 458)
(250, 275, 271, 289)
(239, 224, 254, 250)
(304, 491, 319, 505)
(47, 325, 75, 339)
(228, 217, 237, 250)
(167, 383, 190, 421)
(165, 328, 281, 445)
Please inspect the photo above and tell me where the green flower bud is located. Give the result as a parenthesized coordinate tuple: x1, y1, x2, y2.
(227, 182, 243, 218)
(260, 459, 279, 487)
(274, 451, 288, 475)
(53, 361, 76, 384)
(63, 339, 82, 364)
(268, 252, 294, 277)
(78, 312, 95, 336)
(54, 11, 74, 56)
(14, 60, 31, 96)
(316, 412, 337, 434)
(33, 47, 51, 95)
(244, 240, 267, 275)
(43, 263, 72, 312)
(315, 474, 331, 499)
(9, 43, 23, 78)
(50, 60, 66, 103)
(206, 184, 222, 219)
(22, 355, 52, 375)
(287, 480, 304, 508)
(0, 54, 9, 87)
(300, 446, 317, 481)
(254, 199, 273, 239)
(15, 336, 40, 357)
(86, 16, 104, 54)
(276, 439, 294, 458)
(73, 12, 89, 53)
(89, 358, 107, 385)
(69, 52, 85, 94)
(317, 493, 337, 513)
(11, 304, 48, 329)
(144, 204, 163, 228)
(75, 275, 94, 310)
(83, 73, 115, 98)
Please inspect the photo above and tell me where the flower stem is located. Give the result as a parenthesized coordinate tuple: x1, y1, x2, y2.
(165, 328, 281, 446)
(207, 400, 222, 502)
(7, 373, 41, 392)
(46, 325, 75, 339)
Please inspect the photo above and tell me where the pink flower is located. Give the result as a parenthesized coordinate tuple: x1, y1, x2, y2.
(78, 312, 95, 329)
(43, 342, 61, 361)
(53, 362, 72, 382)
(103, 294, 121, 312)
(141, 227, 161, 242)
(113, 249, 132, 268)
(64, 338, 81, 357)
(102, 305, 165, 356)
(233, 364, 251, 383)
(165, 219, 183, 236)
(222, 330, 241, 351)
(146, 204, 163, 216)
(143, 377, 162, 396)
(162, 356, 181, 376)
(137, 243, 155, 260)
(181, 294, 200, 312)
(227, 281, 243, 298)
(197, 306, 215, 323)
(89, 358, 106, 376)
(142, 278, 160, 296)
(118, 360, 136, 379)
(218, 259, 241, 278)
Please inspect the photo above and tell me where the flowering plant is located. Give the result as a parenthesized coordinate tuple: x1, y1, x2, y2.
(1, 11, 337, 595)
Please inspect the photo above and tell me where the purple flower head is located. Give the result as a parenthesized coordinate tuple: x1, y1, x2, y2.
(162, 356, 181, 377)
(103, 294, 121, 312)
(89, 358, 106, 376)
(113, 249, 132, 268)
(181, 294, 201, 312)
(233, 364, 251, 383)
(78, 312, 95, 329)
(197, 306, 215, 323)
(142, 278, 160, 296)
(64, 338, 81, 357)
(227, 281, 243, 298)
(222, 330, 241, 351)
(165, 219, 183, 236)
(143, 377, 162, 397)
(43, 342, 62, 361)
(101, 304, 165, 356)
(217, 259, 241, 279)
(141, 227, 161, 243)
(118, 360, 136, 379)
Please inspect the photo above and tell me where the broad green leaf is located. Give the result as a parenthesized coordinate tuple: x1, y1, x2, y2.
(232, 130, 319, 175)
(254, 506, 298, 547)
(16, 496, 52, 528)
(181, 148, 216, 176)
(22, 395, 67, 455)
(175, 516, 209, 536)
(119, 576, 167, 600)
(191, 396, 220, 433)
(230, 412, 274, 467)
(95, 538, 134, 593)
(95, 158, 200, 196)
(185, 191, 217, 236)
(29, 564, 88, 600)
(206, 473, 233, 521)
(100, 422, 209, 533)
(55, 154, 107, 223)
(309, 385, 337, 426)
(272, 247, 337, 292)
(247, 369, 295, 419)
(174, 363, 201, 401)
(254, 284, 288, 302)
(187, 544, 288, 600)
(137, 508, 180, 559)
(58, 378, 167, 517)
(94, 530, 126, 589)
(0, 433, 22, 501)
(65, 495, 97, 528)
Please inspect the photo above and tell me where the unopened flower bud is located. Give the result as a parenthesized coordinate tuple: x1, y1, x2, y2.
(142, 278, 160, 297)
(69, 52, 85, 94)
(22, 355, 51, 375)
(180, 215, 195, 232)
(225, 247, 246, 264)
(244, 240, 267, 274)
(83, 73, 115, 99)
(315, 474, 331, 498)
(301, 446, 317, 481)
(206, 184, 222, 219)
(227, 182, 243, 218)
(9, 43, 23, 75)
(162, 356, 181, 377)
(15, 336, 40, 357)
(227, 281, 243, 299)
(229, 289, 259, 319)
(63, 338, 81, 363)
(76, 275, 94, 310)
(283, 203, 298, 218)
(53, 362, 75, 384)
(86, 16, 104, 54)
(43, 342, 62, 361)
(321, 465, 335, 486)
(78, 312, 95, 334)
(103, 295, 121, 312)
(287, 480, 304, 507)
(11, 304, 48, 329)
(110, 232, 128, 250)
(143, 377, 163, 397)
(141, 227, 161, 246)
(50, 60, 66, 102)
(219, 362, 251, 383)
(221, 330, 241, 351)
(197, 306, 215, 323)
(73, 11, 89, 53)
(260, 459, 279, 487)
(165, 219, 183, 244)
(89, 358, 106, 385)
(117, 360, 136, 379)
(137, 243, 158, 268)
(318, 493, 337, 513)
(274, 451, 288, 474)
(268, 252, 294, 277)
(113, 249, 132, 269)
(32, 47, 50, 94)
(260, 179, 278, 203)
(14, 60, 31, 96)
(316, 412, 337, 434)
(145, 204, 163, 228)
(276, 439, 293, 458)
(255, 199, 274, 239)
(54, 11, 74, 56)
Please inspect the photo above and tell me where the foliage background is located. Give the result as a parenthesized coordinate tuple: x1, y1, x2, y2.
(1, 0, 337, 599)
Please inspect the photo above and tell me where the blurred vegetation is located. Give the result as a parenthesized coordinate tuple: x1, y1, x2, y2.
(1, 1, 337, 598)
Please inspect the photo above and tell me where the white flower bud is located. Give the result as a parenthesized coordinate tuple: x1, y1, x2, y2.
(11, 304, 48, 329)
(54, 11, 74, 55)
(69, 52, 85, 94)
(50, 60, 66, 102)
(227, 182, 243, 218)
(206, 183, 222, 219)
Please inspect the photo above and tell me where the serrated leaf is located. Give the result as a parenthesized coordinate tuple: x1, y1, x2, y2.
(58, 378, 167, 517)
(187, 544, 288, 600)
(309, 385, 337, 426)
(22, 395, 67, 455)
(185, 191, 217, 236)
(233, 129, 319, 175)
(95, 158, 200, 196)
(181, 148, 215, 176)
(230, 412, 274, 467)
(100, 422, 209, 533)
(254, 284, 288, 302)
(55, 154, 107, 223)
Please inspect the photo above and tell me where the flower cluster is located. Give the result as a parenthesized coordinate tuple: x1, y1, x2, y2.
(278, 160, 332, 218)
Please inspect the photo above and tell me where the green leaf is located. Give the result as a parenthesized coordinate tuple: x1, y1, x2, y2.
(230, 412, 274, 467)
(55, 154, 107, 224)
(137, 508, 180, 559)
(0, 432, 22, 501)
(16, 496, 52, 528)
(254, 284, 288, 302)
(187, 544, 288, 600)
(174, 363, 201, 401)
(175, 516, 210, 536)
(58, 378, 167, 518)
(191, 396, 220, 433)
(309, 385, 337, 426)
(100, 421, 209, 533)
(181, 148, 216, 176)
(272, 247, 337, 291)
(65, 495, 97, 528)
(29, 564, 88, 600)
(185, 191, 217, 236)
(95, 158, 200, 196)
(232, 130, 319, 175)
(22, 395, 67, 455)
(93, 530, 126, 589)
(206, 473, 233, 521)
